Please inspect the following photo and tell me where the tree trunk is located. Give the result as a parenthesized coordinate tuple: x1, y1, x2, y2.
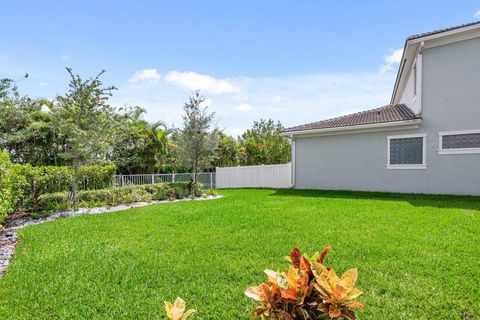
(194, 157, 198, 183)
(72, 154, 78, 211)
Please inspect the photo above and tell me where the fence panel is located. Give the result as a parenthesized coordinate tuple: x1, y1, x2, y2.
(215, 163, 291, 189)
(115, 173, 215, 189)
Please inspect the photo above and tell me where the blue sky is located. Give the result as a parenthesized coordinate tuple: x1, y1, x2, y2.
(2, 1, 480, 135)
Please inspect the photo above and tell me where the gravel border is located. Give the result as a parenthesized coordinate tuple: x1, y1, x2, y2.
(0, 195, 222, 277)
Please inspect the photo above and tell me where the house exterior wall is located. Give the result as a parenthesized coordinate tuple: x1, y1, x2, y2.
(294, 37, 480, 195)
(399, 51, 422, 114)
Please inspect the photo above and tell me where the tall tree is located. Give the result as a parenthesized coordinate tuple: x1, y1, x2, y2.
(214, 133, 241, 168)
(0, 97, 63, 165)
(53, 68, 117, 208)
(178, 91, 219, 182)
(0, 78, 63, 165)
(111, 107, 173, 174)
(239, 119, 291, 165)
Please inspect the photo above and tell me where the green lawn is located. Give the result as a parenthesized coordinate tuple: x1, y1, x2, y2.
(0, 189, 479, 319)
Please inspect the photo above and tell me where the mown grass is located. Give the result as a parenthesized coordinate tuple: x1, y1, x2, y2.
(0, 189, 479, 319)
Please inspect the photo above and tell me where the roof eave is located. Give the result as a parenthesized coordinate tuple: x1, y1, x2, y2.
(282, 119, 422, 138)
(391, 22, 480, 104)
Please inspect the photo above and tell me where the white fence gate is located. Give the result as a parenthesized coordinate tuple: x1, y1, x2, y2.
(216, 163, 292, 189)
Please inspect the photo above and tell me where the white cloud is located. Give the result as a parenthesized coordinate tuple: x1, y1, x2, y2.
(164, 71, 241, 94)
(474, 10, 480, 18)
(128, 68, 162, 85)
(235, 103, 253, 112)
(39, 82, 48, 87)
(271, 95, 283, 102)
(380, 48, 403, 73)
(115, 49, 398, 136)
(61, 54, 71, 61)
(200, 98, 213, 108)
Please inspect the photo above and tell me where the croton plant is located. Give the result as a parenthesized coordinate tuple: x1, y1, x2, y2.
(164, 297, 196, 320)
(244, 246, 364, 320)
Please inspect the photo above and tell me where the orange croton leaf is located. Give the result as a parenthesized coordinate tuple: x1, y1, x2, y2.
(264, 269, 278, 282)
(286, 267, 299, 288)
(245, 286, 263, 302)
(290, 247, 303, 269)
(328, 305, 342, 318)
(346, 287, 363, 300)
(346, 301, 365, 310)
(333, 285, 348, 301)
(339, 268, 358, 291)
(318, 246, 331, 264)
(311, 261, 329, 280)
(299, 255, 313, 276)
(280, 287, 298, 301)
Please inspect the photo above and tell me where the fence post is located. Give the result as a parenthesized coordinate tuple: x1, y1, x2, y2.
(121, 175, 125, 187)
(210, 172, 213, 189)
(151, 174, 155, 184)
(261, 164, 265, 188)
(172, 173, 175, 182)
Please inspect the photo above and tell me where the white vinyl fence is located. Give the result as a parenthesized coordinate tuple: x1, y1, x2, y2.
(115, 172, 215, 189)
(216, 163, 292, 189)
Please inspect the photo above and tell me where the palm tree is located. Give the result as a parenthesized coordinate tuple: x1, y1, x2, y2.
(145, 121, 173, 172)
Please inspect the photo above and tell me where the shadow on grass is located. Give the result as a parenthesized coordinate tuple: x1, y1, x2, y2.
(269, 188, 480, 211)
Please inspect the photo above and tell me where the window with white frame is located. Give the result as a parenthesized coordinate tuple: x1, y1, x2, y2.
(387, 134, 427, 169)
(438, 130, 480, 154)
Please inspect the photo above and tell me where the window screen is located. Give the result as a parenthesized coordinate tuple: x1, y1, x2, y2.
(442, 133, 480, 149)
(390, 137, 423, 165)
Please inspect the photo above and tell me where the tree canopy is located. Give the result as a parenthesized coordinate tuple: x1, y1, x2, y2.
(177, 91, 219, 181)
(0, 75, 291, 174)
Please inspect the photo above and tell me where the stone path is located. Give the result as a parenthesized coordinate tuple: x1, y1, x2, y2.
(0, 195, 222, 277)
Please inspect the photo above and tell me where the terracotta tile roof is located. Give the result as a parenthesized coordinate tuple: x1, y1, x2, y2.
(282, 104, 420, 133)
(407, 21, 480, 41)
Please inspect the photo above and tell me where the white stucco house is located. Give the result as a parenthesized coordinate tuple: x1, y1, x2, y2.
(282, 22, 480, 195)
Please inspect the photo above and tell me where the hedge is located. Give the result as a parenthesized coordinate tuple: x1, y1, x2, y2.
(14, 164, 117, 212)
(37, 182, 203, 214)
(1, 151, 18, 225)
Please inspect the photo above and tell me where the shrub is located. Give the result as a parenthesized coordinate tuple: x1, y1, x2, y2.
(144, 184, 174, 201)
(79, 201, 106, 209)
(31, 181, 204, 215)
(144, 182, 203, 201)
(12, 164, 116, 212)
(11, 163, 31, 207)
(191, 182, 203, 198)
(0, 151, 17, 224)
(111, 185, 153, 205)
(37, 192, 71, 214)
(77, 189, 114, 206)
(76, 186, 152, 207)
(203, 189, 218, 197)
(245, 247, 364, 319)
(78, 164, 116, 190)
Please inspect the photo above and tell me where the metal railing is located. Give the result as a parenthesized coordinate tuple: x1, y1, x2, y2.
(114, 172, 216, 189)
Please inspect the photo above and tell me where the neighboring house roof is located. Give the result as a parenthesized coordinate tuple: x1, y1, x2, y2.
(406, 21, 480, 41)
(282, 104, 419, 133)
